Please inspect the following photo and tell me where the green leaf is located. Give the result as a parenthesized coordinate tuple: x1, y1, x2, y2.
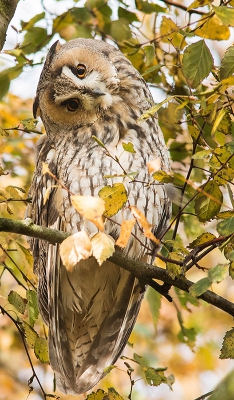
(213, 5, 234, 26)
(26, 290, 39, 327)
(152, 170, 174, 183)
(110, 19, 132, 42)
(142, 65, 162, 77)
(34, 336, 49, 363)
(20, 118, 38, 132)
(220, 328, 234, 359)
(217, 217, 234, 235)
(135, 0, 166, 13)
(178, 326, 197, 348)
(133, 353, 150, 367)
(21, 321, 38, 349)
(118, 7, 139, 23)
(166, 252, 183, 279)
(208, 264, 229, 283)
(208, 369, 234, 400)
(182, 40, 213, 88)
(144, 367, 167, 387)
(21, 27, 49, 54)
(189, 232, 216, 249)
(195, 180, 223, 222)
(189, 277, 211, 297)
(220, 46, 234, 79)
(122, 142, 136, 153)
(21, 12, 45, 30)
(0, 64, 24, 100)
(146, 287, 161, 329)
(8, 290, 27, 314)
(98, 183, 127, 217)
(143, 45, 155, 66)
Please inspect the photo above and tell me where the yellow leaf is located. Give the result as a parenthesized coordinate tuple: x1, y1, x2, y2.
(43, 186, 52, 205)
(130, 206, 160, 245)
(147, 158, 161, 174)
(60, 231, 92, 271)
(71, 195, 105, 231)
(91, 232, 115, 266)
(98, 183, 128, 217)
(160, 17, 185, 48)
(195, 14, 230, 40)
(116, 219, 136, 248)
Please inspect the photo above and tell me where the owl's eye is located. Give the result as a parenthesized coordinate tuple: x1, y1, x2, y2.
(67, 99, 80, 112)
(76, 64, 86, 79)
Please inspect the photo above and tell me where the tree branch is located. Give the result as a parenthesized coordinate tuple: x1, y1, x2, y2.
(1, 217, 233, 317)
(0, 0, 19, 51)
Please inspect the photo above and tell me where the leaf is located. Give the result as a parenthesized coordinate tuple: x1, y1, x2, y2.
(135, 0, 166, 14)
(220, 45, 234, 79)
(160, 17, 184, 47)
(220, 328, 234, 359)
(189, 277, 211, 297)
(122, 142, 136, 153)
(195, 14, 230, 41)
(60, 231, 92, 271)
(98, 183, 127, 218)
(189, 232, 216, 248)
(91, 232, 115, 266)
(130, 206, 160, 245)
(217, 217, 234, 235)
(21, 27, 49, 54)
(208, 369, 234, 399)
(108, 387, 124, 400)
(166, 252, 183, 279)
(8, 290, 27, 314)
(21, 12, 45, 30)
(152, 170, 174, 183)
(142, 64, 162, 77)
(192, 150, 211, 160)
(85, 389, 106, 400)
(34, 336, 49, 364)
(194, 181, 223, 222)
(182, 40, 213, 88)
(143, 44, 155, 66)
(26, 290, 39, 327)
(20, 118, 38, 131)
(71, 195, 105, 231)
(21, 321, 38, 349)
(144, 367, 167, 387)
(0, 64, 24, 100)
(146, 287, 161, 329)
(208, 264, 229, 283)
(116, 219, 136, 248)
(213, 5, 234, 26)
(147, 158, 161, 173)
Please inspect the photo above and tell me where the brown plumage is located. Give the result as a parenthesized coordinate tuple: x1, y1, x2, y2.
(28, 38, 171, 394)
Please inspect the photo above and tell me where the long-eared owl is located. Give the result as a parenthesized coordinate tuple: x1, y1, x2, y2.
(28, 38, 171, 394)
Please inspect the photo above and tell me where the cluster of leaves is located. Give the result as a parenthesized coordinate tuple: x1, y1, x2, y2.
(1, 0, 234, 399)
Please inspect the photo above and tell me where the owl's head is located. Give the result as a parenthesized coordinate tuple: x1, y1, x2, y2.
(33, 39, 122, 130)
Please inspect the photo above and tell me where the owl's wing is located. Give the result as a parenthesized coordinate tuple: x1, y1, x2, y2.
(46, 221, 145, 394)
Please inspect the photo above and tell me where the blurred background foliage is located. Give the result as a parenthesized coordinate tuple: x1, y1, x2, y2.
(0, 0, 234, 399)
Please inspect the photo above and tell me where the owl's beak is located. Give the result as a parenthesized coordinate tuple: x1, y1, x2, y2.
(87, 88, 106, 97)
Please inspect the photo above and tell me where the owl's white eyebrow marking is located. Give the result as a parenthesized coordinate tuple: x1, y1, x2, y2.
(62, 65, 105, 91)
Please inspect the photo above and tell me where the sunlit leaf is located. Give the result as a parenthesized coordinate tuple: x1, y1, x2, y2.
(208, 264, 229, 283)
(213, 5, 234, 26)
(91, 232, 115, 266)
(189, 232, 216, 248)
(130, 206, 160, 244)
(71, 195, 105, 230)
(195, 14, 230, 41)
(116, 219, 136, 248)
(60, 231, 92, 271)
(182, 40, 213, 88)
(217, 217, 234, 236)
(98, 183, 127, 218)
(108, 387, 124, 400)
(144, 367, 167, 387)
(85, 389, 106, 400)
(152, 170, 174, 183)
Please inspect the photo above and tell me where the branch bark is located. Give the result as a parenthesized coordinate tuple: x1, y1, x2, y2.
(0, 0, 19, 51)
(1, 217, 234, 317)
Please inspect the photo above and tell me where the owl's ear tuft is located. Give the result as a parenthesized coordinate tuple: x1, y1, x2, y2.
(47, 40, 62, 64)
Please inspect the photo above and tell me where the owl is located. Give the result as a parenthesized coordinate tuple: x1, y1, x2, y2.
(28, 38, 171, 394)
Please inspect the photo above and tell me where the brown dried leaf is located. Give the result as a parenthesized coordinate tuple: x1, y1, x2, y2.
(130, 206, 160, 245)
(71, 195, 105, 231)
(116, 219, 136, 248)
(60, 231, 92, 271)
(91, 232, 115, 266)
